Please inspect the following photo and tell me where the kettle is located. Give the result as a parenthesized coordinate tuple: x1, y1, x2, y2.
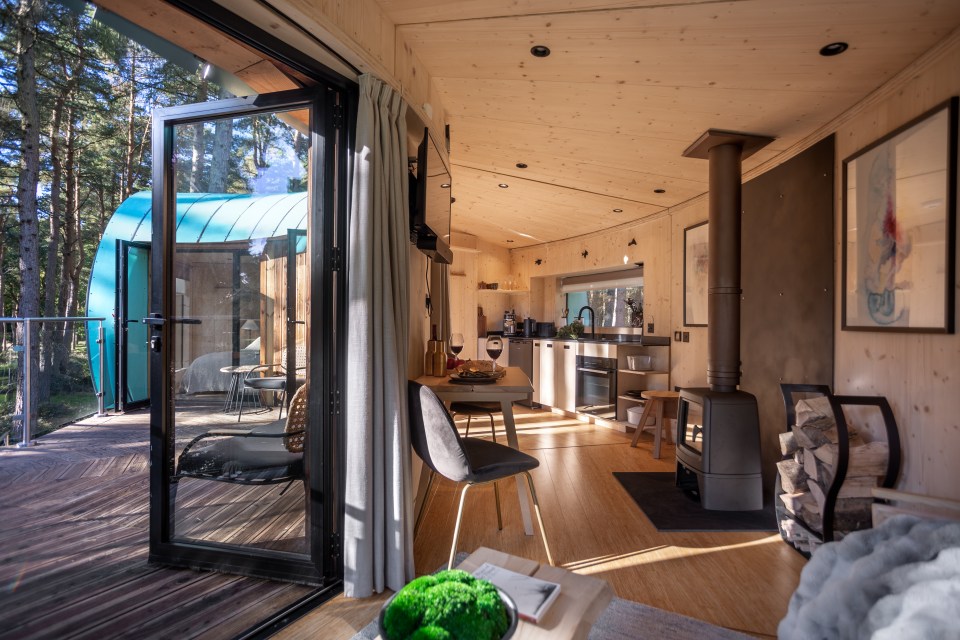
(523, 318, 538, 337)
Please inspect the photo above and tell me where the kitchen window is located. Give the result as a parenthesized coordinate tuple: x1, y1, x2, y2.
(562, 268, 644, 328)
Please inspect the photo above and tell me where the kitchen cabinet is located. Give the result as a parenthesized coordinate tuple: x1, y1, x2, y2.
(555, 341, 578, 413)
(538, 340, 555, 408)
(616, 342, 671, 422)
(532, 340, 541, 405)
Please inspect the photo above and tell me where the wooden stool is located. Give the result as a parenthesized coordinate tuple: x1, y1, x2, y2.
(629, 390, 680, 459)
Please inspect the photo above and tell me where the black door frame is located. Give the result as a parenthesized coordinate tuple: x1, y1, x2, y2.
(147, 86, 350, 586)
(116, 240, 152, 412)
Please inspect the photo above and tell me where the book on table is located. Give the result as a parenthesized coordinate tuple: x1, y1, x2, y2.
(472, 562, 561, 624)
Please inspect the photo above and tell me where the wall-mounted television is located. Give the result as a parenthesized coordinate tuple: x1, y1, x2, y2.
(409, 127, 452, 264)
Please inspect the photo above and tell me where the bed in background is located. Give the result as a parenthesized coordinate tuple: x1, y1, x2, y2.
(179, 338, 261, 394)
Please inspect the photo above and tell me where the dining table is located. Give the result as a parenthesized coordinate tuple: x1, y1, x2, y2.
(413, 366, 536, 535)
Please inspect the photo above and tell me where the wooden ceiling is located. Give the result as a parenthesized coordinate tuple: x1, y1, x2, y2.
(101, 0, 960, 250)
(379, 0, 960, 247)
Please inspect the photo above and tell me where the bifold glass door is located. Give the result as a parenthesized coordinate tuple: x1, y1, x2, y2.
(149, 88, 347, 586)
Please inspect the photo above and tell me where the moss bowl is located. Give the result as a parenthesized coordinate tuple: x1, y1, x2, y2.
(377, 584, 518, 640)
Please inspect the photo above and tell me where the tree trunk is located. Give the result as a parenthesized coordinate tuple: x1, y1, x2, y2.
(208, 87, 233, 192)
(38, 89, 66, 402)
(189, 76, 209, 192)
(123, 43, 137, 200)
(14, 0, 43, 437)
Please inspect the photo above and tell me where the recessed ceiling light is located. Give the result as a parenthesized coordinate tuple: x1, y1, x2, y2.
(654, 188, 666, 194)
(530, 45, 551, 58)
(498, 183, 509, 188)
(516, 162, 528, 169)
(819, 42, 848, 57)
(440, 183, 450, 188)
(613, 208, 623, 213)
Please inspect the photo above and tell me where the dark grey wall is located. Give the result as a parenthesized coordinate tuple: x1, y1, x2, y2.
(741, 136, 835, 499)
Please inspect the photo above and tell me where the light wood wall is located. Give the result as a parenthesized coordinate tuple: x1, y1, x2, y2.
(829, 30, 960, 501)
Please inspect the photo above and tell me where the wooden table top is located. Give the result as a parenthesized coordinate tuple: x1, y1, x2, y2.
(414, 366, 533, 395)
(457, 547, 613, 640)
(640, 389, 680, 401)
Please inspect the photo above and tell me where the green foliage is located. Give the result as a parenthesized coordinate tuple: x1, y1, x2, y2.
(556, 319, 585, 339)
(383, 570, 509, 640)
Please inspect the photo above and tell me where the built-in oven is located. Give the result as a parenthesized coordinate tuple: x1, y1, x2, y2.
(575, 354, 617, 419)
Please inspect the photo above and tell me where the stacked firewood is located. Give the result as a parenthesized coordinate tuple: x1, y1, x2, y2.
(776, 396, 889, 553)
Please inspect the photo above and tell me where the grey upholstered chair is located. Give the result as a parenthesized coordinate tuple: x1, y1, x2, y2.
(409, 380, 553, 569)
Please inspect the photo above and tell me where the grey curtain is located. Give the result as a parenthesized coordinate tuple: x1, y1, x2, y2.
(343, 75, 413, 597)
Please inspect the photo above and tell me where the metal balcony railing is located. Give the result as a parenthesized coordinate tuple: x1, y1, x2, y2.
(0, 317, 107, 447)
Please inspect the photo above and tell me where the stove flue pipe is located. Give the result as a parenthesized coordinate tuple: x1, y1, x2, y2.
(683, 129, 775, 393)
(707, 142, 743, 392)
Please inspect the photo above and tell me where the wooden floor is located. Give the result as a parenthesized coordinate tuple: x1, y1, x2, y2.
(0, 400, 313, 640)
(280, 407, 807, 640)
(0, 404, 806, 639)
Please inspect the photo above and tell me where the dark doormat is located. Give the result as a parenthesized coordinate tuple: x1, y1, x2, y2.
(613, 472, 777, 532)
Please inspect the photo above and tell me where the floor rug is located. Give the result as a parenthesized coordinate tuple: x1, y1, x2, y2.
(613, 471, 777, 532)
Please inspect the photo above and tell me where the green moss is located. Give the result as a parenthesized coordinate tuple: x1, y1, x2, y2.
(382, 570, 508, 640)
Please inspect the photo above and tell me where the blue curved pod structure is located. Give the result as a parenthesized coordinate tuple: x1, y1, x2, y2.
(85, 191, 308, 409)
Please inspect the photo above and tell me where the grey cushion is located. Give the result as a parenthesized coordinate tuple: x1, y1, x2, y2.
(176, 419, 303, 484)
(461, 437, 539, 483)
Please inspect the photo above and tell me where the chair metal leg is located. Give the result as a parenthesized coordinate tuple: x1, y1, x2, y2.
(522, 471, 554, 566)
(449, 483, 473, 569)
(414, 470, 436, 539)
(488, 414, 496, 442)
(493, 481, 502, 530)
(465, 414, 472, 437)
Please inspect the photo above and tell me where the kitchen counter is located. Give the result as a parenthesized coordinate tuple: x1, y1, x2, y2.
(531, 335, 670, 346)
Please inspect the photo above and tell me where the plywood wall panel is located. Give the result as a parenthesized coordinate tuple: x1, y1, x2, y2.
(831, 33, 960, 501)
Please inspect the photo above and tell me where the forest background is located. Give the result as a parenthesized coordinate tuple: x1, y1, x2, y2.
(1, 0, 218, 439)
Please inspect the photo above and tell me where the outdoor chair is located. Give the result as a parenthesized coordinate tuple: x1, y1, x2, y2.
(238, 344, 306, 421)
(176, 382, 308, 487)
(408, 380, 553, 569)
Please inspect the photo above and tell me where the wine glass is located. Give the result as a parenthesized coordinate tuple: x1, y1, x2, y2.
(450, 333, 464, 358)
(485, 335, 503, 371)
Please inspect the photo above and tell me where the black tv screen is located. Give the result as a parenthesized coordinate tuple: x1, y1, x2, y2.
(409, 127, 452, 263)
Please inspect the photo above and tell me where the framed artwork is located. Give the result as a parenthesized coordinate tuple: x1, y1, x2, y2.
(683, 221, 709, 327)
(842, 97, 957, 333)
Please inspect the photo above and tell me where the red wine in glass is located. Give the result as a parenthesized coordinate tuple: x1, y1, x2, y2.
(485, 336, 503, 370)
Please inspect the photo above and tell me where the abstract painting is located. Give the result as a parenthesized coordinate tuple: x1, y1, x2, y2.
(684, 221, 709, 327)
(842, 97, 957, 333)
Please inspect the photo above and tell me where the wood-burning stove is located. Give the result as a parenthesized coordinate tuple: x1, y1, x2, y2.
(675, 388, 763, 511)
(679, 129, 774, 511)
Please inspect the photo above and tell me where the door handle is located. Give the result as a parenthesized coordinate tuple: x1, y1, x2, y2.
(577, 367, 612, 374)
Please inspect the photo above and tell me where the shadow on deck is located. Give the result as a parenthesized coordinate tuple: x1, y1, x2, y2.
(0, 403, 312, 640)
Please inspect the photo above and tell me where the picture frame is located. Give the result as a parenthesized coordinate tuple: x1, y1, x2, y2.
(841, 97, 957, 333)
(683, 221, 709, 327)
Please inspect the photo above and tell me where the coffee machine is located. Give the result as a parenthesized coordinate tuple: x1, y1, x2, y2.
(503, 309, 518, 336)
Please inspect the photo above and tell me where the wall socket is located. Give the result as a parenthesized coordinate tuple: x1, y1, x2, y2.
(682, 332, 690, 342)
(647, 322, 654, 333)
(673, 331, 682, 341)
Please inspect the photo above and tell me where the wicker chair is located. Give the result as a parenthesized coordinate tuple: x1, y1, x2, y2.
(176, 382, 308, 486)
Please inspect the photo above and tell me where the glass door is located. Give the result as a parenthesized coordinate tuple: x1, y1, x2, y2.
(148, 88, 347, 586)
(117, 240, 151, 411)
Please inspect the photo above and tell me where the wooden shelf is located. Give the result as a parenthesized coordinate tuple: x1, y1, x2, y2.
(478, 288, 528, 294)
(618, 369, 668, 375)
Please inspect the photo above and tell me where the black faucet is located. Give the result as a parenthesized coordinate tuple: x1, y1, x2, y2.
(577, 305, 596, 338)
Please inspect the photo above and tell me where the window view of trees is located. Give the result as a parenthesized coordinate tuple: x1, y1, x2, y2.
(0, 0, 226, 440)
(566, 287, 644, 328)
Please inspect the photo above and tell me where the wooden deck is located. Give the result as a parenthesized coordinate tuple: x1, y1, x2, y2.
(0, 400, 313, 640)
